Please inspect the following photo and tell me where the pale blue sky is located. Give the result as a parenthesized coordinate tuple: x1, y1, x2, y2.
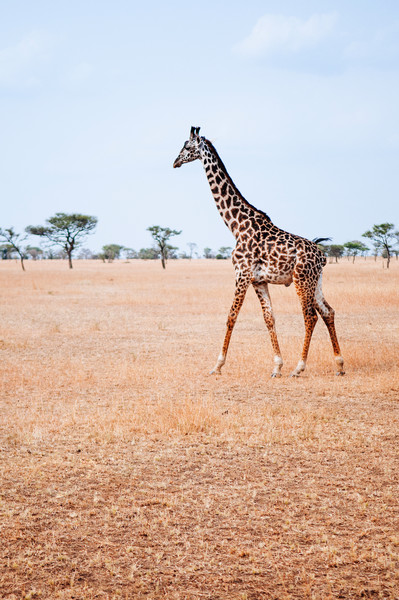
(1, 1, 399, 255)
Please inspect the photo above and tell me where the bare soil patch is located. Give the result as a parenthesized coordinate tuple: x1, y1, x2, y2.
(1, 259, 398, 599)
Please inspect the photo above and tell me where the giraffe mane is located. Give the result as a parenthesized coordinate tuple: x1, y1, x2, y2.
(204, 138, 272, 223)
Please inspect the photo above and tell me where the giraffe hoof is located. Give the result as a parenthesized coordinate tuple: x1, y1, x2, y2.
(209, 368, 222, 376)
(290, 372, 301, 378)
(335, 371, 345, 376)
(271, 372, 282, 378)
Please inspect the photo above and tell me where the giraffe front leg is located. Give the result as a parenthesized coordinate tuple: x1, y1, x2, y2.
(209, 318, 234, 376)
(210, 274, 250, 375)
(291, 359, 307, 377)
(209, 353, 226, 375)
(253, 282, 283, 378)
(335, 355, 345, 376)
(271, 356, 284, 378)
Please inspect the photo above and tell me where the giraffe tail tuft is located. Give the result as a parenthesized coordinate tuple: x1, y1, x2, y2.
(312, 237, 331, 245)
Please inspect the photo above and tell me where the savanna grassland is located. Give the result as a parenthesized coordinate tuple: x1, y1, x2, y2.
(0, 258, 398, 600)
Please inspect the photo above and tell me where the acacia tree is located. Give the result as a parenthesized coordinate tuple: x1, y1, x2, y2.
(124, 248, 138, 259)
(100, 244, 124, 262)
(362, 223, 398, 269)
(344, 240, 369, 263)
(26, 213, 97, 269)
(0, 244, 12, 260)
(26, 246, 43, 261)
(0, 227, 27, 271)
(187, 242, 197, 259)
(78, 248, 94, 259)
(147, 226, 182, 269)
(216, 246, 233, 259)
(138, 247, 160, 259)
(326, 244, 345, 263)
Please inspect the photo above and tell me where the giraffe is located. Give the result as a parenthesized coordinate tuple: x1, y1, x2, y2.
(173, 126, 344, 378)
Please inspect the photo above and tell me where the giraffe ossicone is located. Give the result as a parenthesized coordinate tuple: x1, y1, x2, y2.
(173, 126, 345, 378)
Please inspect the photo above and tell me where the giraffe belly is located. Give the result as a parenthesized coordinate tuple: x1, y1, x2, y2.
(251, 263, 294, 286)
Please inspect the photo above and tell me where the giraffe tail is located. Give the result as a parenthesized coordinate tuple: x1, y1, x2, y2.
(312, 237, 331, 245)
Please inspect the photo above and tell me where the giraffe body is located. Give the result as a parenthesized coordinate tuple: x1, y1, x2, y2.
(173, 127, 344, 377)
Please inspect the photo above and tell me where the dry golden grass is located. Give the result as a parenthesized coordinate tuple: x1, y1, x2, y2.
(0, 257, 398, 599)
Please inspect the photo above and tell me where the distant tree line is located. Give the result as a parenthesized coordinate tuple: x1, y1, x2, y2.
(319, 223, 399, 269)
(1, 215, 398, 270)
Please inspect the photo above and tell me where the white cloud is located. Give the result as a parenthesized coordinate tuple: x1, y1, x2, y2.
(0, 31, 50, 87)
(234, 13, 338, 59)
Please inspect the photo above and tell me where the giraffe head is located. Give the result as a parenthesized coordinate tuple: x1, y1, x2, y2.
(173, 126, 202, 168)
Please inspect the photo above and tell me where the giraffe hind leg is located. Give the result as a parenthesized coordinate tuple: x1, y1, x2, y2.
(291, 278, 319, 377)
(314, 276, 345, 375)
(291, 299, 318, 377)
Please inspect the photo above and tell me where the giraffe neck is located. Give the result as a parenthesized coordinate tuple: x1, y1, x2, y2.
(199, 138, 271, 238)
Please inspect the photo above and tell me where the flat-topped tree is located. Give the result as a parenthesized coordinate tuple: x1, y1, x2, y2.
(26, 213, 97, 269)
(100, 244, 124, 262)
(327, 244, 345, 263)
(344, 241, 369, 263)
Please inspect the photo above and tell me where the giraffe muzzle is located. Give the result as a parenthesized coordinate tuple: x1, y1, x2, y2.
(173, 158, 182, 168)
